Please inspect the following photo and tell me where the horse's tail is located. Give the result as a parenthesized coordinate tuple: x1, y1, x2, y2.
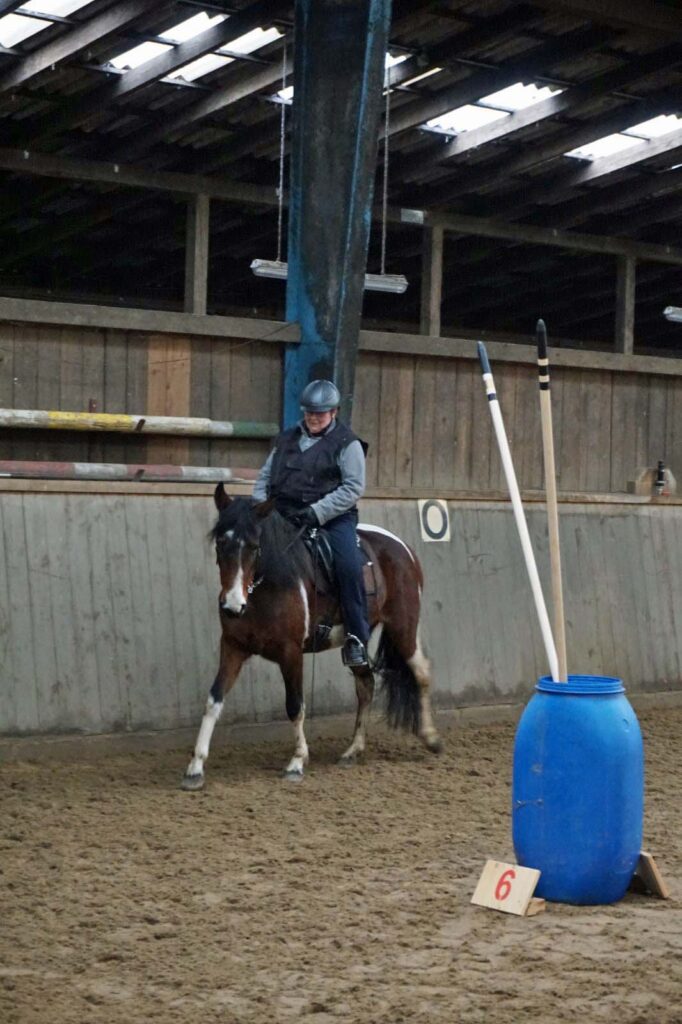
(374, 629, 421, 736)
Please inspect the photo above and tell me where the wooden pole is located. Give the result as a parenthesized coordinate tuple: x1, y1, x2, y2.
(536, 320, 568, 682)
(477, 341, 560, 683)
(0, 408, 277, 437)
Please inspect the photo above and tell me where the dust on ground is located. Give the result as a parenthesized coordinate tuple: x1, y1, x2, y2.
(1, 707, 681, 1024)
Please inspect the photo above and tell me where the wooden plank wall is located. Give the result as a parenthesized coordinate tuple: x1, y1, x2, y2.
(0, 321, 680, 493)
(1, 491, 680, 738)
(0, 323, 280, 470)
(352, 353, 682, 495)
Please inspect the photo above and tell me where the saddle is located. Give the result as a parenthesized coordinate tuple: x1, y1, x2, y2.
(303, 529, 384, 603)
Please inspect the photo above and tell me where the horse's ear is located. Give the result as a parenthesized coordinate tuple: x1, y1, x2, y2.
(253, 498, 276, 519)
(214, 482, 232, 511)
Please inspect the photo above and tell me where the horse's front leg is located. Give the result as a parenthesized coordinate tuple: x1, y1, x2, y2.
(181, 638, 248, 791)
(280, 644, 308, 782)
(339, 666, 375, 766)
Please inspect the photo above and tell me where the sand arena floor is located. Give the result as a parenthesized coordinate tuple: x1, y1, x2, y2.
(1, 705, 681, 1024)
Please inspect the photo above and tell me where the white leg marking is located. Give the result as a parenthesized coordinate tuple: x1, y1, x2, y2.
(408, 633, 439, 746)
(298, 580, 310, 642)
(358, 523, 416, 563)
(408, 633, 431, 687)
(285, 706, 309, 776)
(187, 696, 223, 776)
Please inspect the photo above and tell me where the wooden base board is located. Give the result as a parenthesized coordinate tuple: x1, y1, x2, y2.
(629, 851, 669, 899)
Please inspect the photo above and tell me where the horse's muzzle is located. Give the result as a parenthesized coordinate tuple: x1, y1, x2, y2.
(222, 605, 246, 618)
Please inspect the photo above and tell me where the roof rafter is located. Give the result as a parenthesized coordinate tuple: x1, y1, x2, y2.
(6, 0, 287, 147)
(387, 25, 611, 137)
(0, 0, 171, 93)
(400, 46, 682, 182)
(529, 0, 682, 36)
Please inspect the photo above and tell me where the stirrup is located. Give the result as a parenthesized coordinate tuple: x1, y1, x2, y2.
(342, 634, 369, 668)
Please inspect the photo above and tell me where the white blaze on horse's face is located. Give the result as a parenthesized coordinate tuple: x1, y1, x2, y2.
(217, 531, 248, 615)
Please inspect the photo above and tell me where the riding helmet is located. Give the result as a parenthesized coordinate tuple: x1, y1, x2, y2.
(299, 379, 341, 413)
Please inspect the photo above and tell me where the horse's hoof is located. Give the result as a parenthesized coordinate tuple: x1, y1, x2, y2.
(181, 772, 205, 791)
(282, 769, 304, 783)
(338, 753, 361, 768)
(425, 736, 444, 755)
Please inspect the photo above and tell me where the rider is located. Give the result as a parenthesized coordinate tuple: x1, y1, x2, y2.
(252, 379, 370, 668)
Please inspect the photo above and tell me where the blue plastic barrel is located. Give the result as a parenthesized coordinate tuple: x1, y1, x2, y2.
(512, 675, 643, 904)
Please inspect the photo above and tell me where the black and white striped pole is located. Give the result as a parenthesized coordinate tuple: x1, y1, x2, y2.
(536, 320, 568, 682)
(477, 341, 560, 683)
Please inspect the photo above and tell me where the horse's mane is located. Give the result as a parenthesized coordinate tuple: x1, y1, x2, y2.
(210, 497, 310, 589)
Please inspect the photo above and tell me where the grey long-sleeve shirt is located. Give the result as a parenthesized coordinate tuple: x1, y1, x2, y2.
(252, 419, 365, 525)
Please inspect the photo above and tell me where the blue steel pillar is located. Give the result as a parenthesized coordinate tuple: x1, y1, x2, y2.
(284, 0, 392, 427)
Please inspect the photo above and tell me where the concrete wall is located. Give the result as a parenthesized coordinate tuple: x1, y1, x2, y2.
(1, 485, 680, 738)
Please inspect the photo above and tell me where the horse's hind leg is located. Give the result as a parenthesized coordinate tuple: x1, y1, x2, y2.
(339, 667, 375, 766)
(407, 631, 442, 754)
(181, 639, 248, 791)
(384, 620, 442, 754)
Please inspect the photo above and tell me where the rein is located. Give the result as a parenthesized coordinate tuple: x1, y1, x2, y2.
(247, 522, 309, 595)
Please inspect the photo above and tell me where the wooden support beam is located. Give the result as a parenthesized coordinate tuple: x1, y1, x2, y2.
(530, 0, 682, 35)
(391, 207, 682, 266)
(420, 225, 443, 336)
(184, 195, 210, 315)
(615, 255, 636, 354)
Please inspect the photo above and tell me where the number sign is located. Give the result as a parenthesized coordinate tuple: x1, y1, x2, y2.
(471, 860, 543, 917)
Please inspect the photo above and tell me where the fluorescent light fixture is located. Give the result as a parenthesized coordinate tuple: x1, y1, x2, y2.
(400, 67, 442, 88)
(250, 259, 408, 293)
(663, 306, 682, 323)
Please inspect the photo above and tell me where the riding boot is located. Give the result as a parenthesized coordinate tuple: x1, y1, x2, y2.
(342, 633, 369, 668)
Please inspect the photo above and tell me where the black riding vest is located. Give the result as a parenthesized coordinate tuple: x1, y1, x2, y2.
(267, 421, 366, 511)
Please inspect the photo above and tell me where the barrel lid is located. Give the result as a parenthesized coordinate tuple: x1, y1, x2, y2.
(536, 674, 625, 695)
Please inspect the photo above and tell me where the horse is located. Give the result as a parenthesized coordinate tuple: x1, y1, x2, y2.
(181, 484, 442, 788)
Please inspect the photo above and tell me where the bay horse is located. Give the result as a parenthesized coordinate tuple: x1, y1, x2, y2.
(181, 485, 442, 788)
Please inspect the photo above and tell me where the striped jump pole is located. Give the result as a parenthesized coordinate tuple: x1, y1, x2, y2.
(477, 341, 560, 684)
(0, 409, 277, 438)
(536, 319, 568, 682)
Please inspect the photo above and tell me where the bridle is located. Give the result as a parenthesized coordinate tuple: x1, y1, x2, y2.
(223, 520, 310, 600)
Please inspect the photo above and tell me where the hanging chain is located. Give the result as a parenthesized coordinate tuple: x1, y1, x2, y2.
(380, 65, 390, 277)
(275, 37, 287, 265)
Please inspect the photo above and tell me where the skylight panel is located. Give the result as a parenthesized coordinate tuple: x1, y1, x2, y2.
(566, 133, 646, 161)
(423, 80, 562, 136)
(159, 12, 226, 45)
(278, 85, 294, 101)
(481, 82, 561, 111)
(110, 41, 170, 71)
(0, 13, 51, 46)
(427, 104, 509, 134)
(167, 52, 231, 82)
(625, 114, 682, 138)
(112, 17, 282, 79)
(19, 0, 95, 14)
(385, 52, 408, 68)
(221, 26, 282, 54)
